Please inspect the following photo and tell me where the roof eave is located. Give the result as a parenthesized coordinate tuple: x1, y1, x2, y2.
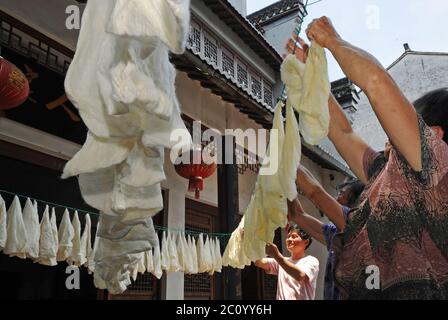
(387, 50, 448, 71)
(171, 50, 274, 129)
(202, 0, 283, 71)
(249, 4, 306, 27)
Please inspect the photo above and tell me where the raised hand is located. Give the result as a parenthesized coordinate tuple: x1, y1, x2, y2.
(265, 243, 281, 259)
(305, 16, 342, 49)
(284, 36, 309, 63)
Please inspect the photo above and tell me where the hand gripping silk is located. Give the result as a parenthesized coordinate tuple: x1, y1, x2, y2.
(281, 43, 331, 146)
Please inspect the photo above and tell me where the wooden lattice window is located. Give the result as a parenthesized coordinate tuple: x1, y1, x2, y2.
(250, 71, 262, 101)
(0, 12, 72, 74)
(187, 21, 201, 54)
(106, 196, 166, 300)
(263, 83, 273, 107)
(185, 14, 274, 112)
(107, 262, 160, 300)
(263, 274, 277, 300)
(221, 46, 235, 80)
(237, 61, 248, 90)
(203, 32, 218, 66)
(127, 273, 155, 292)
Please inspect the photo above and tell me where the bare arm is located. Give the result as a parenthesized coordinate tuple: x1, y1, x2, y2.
(286, 37, 370, 183)
(255, 258, 274, 273)
(296, 166, 346, 230)
(265, 244, 309, 282)
(328, 95, 371, 184)
(307, 17, 422, 171)
(287, 198, 326, 245)
(276, 256, 309, 282)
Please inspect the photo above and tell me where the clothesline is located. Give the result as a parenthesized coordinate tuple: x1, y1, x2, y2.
(0, 189, 225, 280)
(0, 188, 98, 217)
(279, 0, 310, 103)
(0, 189, 232, 239)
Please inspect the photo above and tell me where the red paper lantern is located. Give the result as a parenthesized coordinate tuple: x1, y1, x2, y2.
(0, 57, 30, 110)
(174, 148, 217, 199)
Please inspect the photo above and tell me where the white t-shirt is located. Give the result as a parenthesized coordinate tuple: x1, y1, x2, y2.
(266, 255, 319, 300)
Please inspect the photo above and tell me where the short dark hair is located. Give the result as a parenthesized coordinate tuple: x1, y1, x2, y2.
(414, 88, 448, 143)
(287, 224, 313, 249)
(337, 179, 365, 208)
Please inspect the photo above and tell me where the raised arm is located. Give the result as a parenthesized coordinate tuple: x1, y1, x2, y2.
(254, 258, 274, 273)
(265, 244, 310, 282)
(287, 198, 326, 245)
(286, 37, 370, 183)
(295, 166, 346, 230)
(307, 17, 422, 171)
(328, 95, 370, 183)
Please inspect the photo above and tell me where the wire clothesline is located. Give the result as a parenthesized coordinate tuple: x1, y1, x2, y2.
(0, 188, 99, 217)
(0, 188, 232, 239)
(279, 0, 310, 103)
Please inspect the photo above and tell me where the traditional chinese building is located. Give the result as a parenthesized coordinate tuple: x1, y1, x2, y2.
(0, 0, 353, 300)
(248, 0, 304, 56)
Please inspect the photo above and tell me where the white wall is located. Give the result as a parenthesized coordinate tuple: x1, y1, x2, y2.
(262, 14, 297, 57)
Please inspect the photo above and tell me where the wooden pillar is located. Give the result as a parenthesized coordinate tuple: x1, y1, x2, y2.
(218, 135, 241, 300)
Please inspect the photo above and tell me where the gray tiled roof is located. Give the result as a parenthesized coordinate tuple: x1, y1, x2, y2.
(247, 0, 304, 26)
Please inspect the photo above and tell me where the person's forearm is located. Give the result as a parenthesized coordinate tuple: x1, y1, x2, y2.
(295, 168, 347, 230)
(296, 166, 321, 198)
(328, 94, 370, 183)
(255, 258, 271, 272)
(328, 94, 354, 136)
(274, 255, 307, 282)
(290, 210, 326, 245)
(327, 39, 386, 93)
(328, 38, 421, 171)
